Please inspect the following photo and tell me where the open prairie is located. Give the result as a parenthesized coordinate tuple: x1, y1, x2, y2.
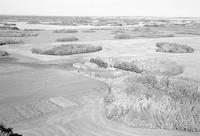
(0, 16, 200, 136)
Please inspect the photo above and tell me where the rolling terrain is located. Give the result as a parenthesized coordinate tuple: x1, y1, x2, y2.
(0, 16, 200, 136)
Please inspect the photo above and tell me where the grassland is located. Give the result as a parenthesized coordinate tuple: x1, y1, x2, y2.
(0, 16, 200, 136)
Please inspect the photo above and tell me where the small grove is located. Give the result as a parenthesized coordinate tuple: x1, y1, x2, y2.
(32, 44, 102, 55)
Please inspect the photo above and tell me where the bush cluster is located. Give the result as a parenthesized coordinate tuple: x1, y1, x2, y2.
(105, 74, 200, 132)
(114, 61, 143, 73)
(90, 58, 108, 68)
(56, 37, 79, 42)
(0, 26, 19, 31)
(32, 44, 102, 55)
(156, 42, 194, 53)
(53, 29, 78, 33)
(82, 30, 96, 33)
(113, 34, 133, 39)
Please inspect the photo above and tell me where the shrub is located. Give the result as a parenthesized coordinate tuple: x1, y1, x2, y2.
(53, 29, 78, 33)
(156, 42, 194, 53)
(113, 34, 133, 39)
(113, 59, 183, 76)
(31, 48, 43, 54)
(167, 78, 200, 98)
(90, 58, 108, 68)
(0, 50, 8, 56)
(32, 44, 102, 55)
(82, 29, 96, 33)
(105, 104, 123, 120)
(105, 75, 200, 132)
(133, 74, 159, 88)
(114, 61, 143, 73)
(0, 123, 22, 136)
(56, 37, 79, 42)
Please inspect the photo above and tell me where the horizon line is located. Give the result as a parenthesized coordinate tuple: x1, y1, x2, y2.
(0, 14, 200, 19)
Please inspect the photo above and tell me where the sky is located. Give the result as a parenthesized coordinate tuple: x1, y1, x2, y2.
(0, 0, 199, 17)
